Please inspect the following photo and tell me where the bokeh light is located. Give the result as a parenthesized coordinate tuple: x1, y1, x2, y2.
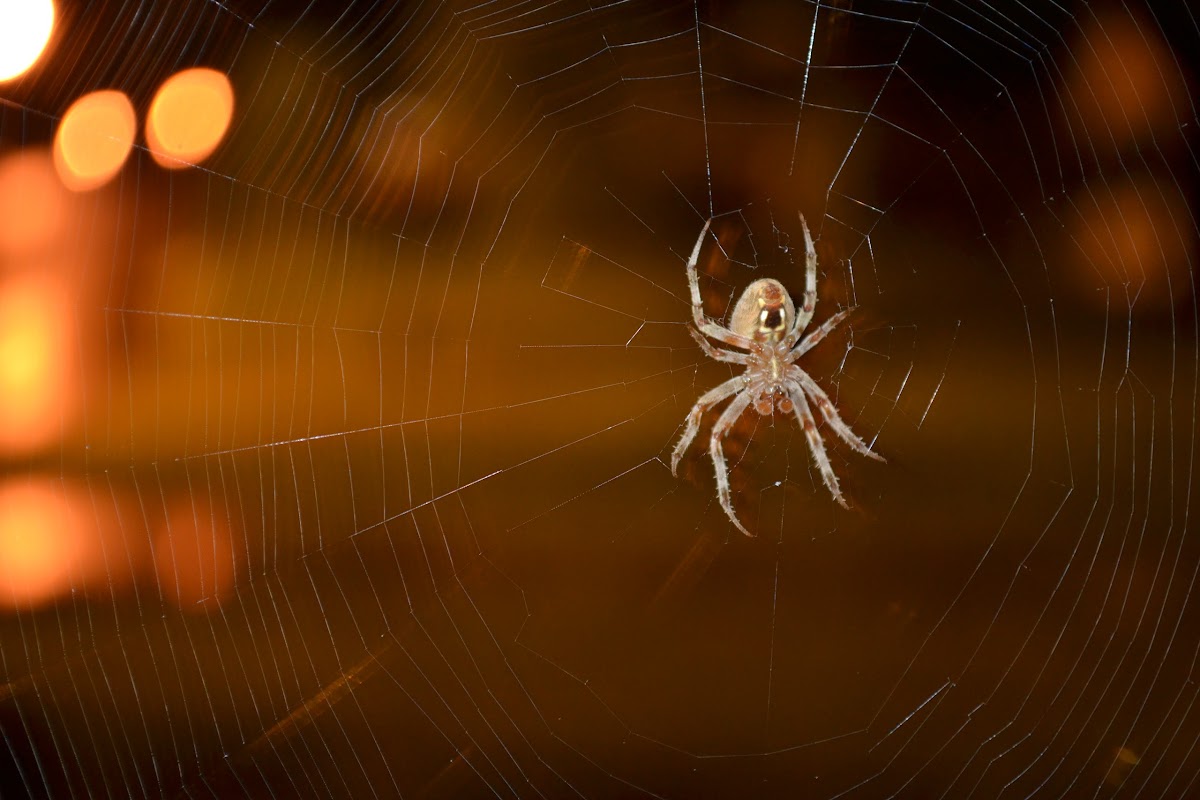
(0, 480, 85, 607)
(1065, 7, 1186, 151)
(0, 0, 54, 82)
(1063, 172, 1194, 310)
(0, 149, 67, 257)
(54, 90, 136, 192)
(153, 498, 237, 611)
(145, 67, 234, 169)
(0, 276, 73, 451)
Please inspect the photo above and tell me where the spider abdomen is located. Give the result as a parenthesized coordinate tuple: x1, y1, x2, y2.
(730, 278, 796, 343)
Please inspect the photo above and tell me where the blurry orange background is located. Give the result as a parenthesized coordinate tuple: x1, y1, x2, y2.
(0, 2, 1197, 798)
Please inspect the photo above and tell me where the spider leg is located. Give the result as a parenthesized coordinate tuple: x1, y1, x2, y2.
(685, 219, 755, 350)
(792, 306, 854, 358)
(709, 391, 756, 536)
(785, 380, 848, 509)
(784, 213, 818, 347)
(793, 369, 885, 462)
(671, 375, 745, 476)
(689, 327, 750, 364)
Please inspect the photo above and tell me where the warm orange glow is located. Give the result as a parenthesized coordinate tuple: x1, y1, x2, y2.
(0, 277, 73, 451)
(0, 0, 54, 83)
(54, 90, 136, 192)
(1065, 173, 1194, 310)
(0, 481, 85, 607)
(1066, 8, 1185, 150)
(145, 68, 235, 169)
(154, 499, 237, 611)
(0, 150, 67, 257)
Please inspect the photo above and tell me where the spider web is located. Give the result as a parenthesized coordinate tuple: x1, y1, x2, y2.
(1, 0, 1198, 797)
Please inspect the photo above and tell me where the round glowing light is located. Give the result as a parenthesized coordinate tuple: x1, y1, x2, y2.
(54, 90, 136, 192)
(1064, 173, 1193, 311)
(0, 0, 54, 82)
(0, 481, 84, 607)
(154, 499, 236, 611)
(0, 277, 72, 451)
(145, 68, 234, 169)
(0, 150, 67, 256)
(1067, 8, 1183, 151)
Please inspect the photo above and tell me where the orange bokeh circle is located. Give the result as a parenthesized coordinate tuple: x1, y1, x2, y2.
(145, 68, 234, 169)
(54, 90, 136, 191)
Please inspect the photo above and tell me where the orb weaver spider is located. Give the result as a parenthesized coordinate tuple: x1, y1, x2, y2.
(670, 215, 884, 535)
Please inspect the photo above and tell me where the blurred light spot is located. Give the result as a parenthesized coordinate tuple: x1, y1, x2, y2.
(153, 499, 236, 611)
(0, 480, 84, 607)
(1106, 746, 1141, 785)
(54, 90, 136, 192)
(1064, 173, 1194, 311)
(145, 68, 234, 169)
(0, 0, 54, 82)
(1066, 8, 1186, 150)
(0, 277, 72, 451)
(0, 150, 67, 257)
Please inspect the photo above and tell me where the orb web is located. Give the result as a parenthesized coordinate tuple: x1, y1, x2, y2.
(0, 1, 1198, 798)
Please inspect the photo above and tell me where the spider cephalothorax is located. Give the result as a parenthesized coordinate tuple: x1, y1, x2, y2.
(670, 215, 884, 535)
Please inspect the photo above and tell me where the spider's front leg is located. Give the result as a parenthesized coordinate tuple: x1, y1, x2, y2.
(785, 379, 848, 509)
(670, 375, 745, 476)
(709, 391, 756, 536)
(792, 370, 884, 462)
(685, 220, 755, 351)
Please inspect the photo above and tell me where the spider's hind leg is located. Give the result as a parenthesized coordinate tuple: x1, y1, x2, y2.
(785, 212, 818, 344)
(689, 327, 750, 365)
(685, 219, 756, 350)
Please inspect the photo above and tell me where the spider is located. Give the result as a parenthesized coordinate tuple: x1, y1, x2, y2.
(670, 214, 884, 536)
